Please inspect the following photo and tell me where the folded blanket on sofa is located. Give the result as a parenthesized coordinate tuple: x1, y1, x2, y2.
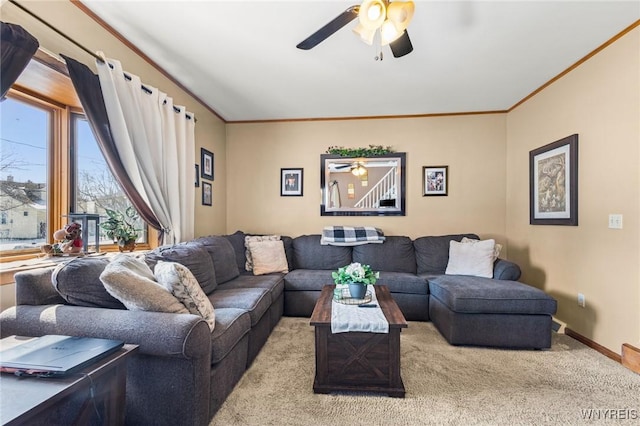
(321, 226, 385, 246)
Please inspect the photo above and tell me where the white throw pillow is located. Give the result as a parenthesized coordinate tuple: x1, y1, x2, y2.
(247, 240, 289, 275)
(460, 237, 502, 261)
(154, 261, 215, 331)
(99, 254, 189, 313)
(244, 235, 280, 271)
(445, 239, 496, 278)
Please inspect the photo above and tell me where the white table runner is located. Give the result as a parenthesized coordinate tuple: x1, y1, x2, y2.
(331, 285, 389, 334)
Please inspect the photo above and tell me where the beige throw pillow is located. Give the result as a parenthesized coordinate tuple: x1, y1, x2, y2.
(154, 261, 215, 331)
(461, 237, 502, 261)
(247, 240, 289, 275)
(445, 239, 496, 278)
(244, 235, 280, 271)
(99, 254, 189, 313)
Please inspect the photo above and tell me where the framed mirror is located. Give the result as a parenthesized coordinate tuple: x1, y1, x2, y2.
(320, 153, 406, 216)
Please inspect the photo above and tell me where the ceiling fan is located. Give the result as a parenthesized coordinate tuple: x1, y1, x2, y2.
(296, 0, 415, 59)
(334, 161, 368, 176)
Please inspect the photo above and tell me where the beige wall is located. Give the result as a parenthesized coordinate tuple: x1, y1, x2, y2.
(505, 27, 640, 352)
(226, 114, 508, 243)
(1, 1, 228, 238)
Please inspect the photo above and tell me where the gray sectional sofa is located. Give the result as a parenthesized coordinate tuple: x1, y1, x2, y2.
(0, 231, 557, 425)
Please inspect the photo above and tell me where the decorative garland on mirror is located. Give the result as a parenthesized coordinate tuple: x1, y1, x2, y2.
(326, 145, 394, 157)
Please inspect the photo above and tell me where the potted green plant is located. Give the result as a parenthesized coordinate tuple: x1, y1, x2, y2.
(100, 207, 140, 252)
(332, 262, 379, 299)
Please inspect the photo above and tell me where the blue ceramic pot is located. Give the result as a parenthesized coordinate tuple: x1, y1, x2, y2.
(348, 283, 367, 299)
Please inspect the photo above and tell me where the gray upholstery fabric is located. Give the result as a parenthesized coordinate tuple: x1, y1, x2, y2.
(224, 230, 248, 272)
(146, 241, 218, 294)
(414, 234, 479, 274)
(51, 257, 126, 309)
(210, 308, 251, 364)
(194, 236, 240, 284)
(284, 269, 333, 291)
(208, 288, 271, 326)
(493, 258, 522, 281)
(375, 271, 428, 294)
(352, 236, 417, 273)
(216, 274, 284, 304)
(293, 235, 352, 270)
(15, 267, 66, 306)
(429, 275, 557, 315)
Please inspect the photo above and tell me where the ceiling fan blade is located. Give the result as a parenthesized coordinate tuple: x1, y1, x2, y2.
(390, 30, 413, 58)
(296, 5, 359, 50)
(335, 164, 352, 169)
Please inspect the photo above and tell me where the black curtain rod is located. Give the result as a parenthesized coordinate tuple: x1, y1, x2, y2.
(8, 0, 195, 121)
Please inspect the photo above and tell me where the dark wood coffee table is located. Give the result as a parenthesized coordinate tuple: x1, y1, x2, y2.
(310, 284, 408, 397)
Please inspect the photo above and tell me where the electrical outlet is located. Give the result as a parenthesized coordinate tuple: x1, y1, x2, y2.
(577, 293, 586, 308)
(608, 214, 623, 229)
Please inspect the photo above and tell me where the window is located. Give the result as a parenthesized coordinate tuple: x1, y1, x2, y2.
(0, 96, 51, 253)
(71, 114, 147, 246)
(0, 54, 151, 260)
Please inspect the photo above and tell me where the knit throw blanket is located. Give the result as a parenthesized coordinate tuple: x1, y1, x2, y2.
(320, 226, 385, 246)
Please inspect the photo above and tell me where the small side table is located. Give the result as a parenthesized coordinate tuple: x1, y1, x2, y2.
(0, 338, 138, 425)
(65, 213, 101, 253)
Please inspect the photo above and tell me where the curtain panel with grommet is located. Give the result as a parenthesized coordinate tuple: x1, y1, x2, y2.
(0, 21, 39, 99)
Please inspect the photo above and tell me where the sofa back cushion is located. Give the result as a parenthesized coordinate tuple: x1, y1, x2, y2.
(51, 257, 126, 309)
(193, 236, 240, 284)
(293, 235, 352, 270)
(145, 241, 217, 294)
(414, 234, 479, 274)
(352, 236, 416, 273)
(224, 230, 248, 272)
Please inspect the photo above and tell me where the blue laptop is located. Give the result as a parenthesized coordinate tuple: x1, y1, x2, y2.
(0, 335, 124, 377)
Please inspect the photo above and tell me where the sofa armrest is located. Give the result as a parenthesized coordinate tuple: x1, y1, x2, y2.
(493, 258, 522, 281)
(0, 305, 211, 360)
(14, 267, 65, 305)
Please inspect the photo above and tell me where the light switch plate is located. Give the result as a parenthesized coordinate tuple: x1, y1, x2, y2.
(608, 214, 623, 229)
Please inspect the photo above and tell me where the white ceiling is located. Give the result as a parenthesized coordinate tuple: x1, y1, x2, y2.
(80, 1, 639, 122)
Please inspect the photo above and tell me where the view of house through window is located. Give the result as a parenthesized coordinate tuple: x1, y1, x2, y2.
(0, 97, 49, 252)
(71, 115, 147, 246)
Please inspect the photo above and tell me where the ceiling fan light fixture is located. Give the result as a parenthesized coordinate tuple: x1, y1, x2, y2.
(386, 1, 415, 31)
(380, 19, 402, 45)
(358, 0, 386, 29)
(353, 23, 376, 45)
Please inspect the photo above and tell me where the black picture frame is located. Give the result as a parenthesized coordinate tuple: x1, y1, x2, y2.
(529, 134, 578, 226)
(195, 164, 200, 187)
(281, 168, 303, 196)
(422, 166, 448, 196)
(201, 148, 214, 180)
(202, 181, 212, 206)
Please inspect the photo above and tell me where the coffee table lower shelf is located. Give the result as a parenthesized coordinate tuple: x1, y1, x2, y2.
(310, 285, 407, 398)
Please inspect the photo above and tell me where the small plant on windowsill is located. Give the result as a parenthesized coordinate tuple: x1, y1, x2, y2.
(100, 207, 140, 252)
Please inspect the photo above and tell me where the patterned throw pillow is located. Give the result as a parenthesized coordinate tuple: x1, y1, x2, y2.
(244, 235, 280, 271)
(99, 254, 189, 314)
(460, 237, 502, 261)
(154, 261, 215, 331)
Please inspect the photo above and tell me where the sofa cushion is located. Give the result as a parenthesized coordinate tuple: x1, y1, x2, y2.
(248, 240, 289, 275)
(193, 235, 240, 284)
(208, 288, 271, 326)
(293, 235, 351, 270)
(375, 272, 429, 295)
(145, 242, 217, 294)
(284, 269, 334, 292)
(51, 257, 125, 309)
(414, 234, 479, 275)
(210, 308, 251, 364)
(352, 236, 416, 273)
(429, 275, 557, 315)
(100, 254, 189, 313)
(224, 230, 248, 273)
(216, 274, 284, 304)
(445, 239, 496, 278)
(155, 261, 216, 331)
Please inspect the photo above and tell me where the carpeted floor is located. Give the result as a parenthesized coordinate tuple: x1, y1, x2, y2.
(211, 317, 640, 425)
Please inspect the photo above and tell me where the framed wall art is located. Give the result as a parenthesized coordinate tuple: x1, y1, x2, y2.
(201, 148, 214, 180)
(195, 164, 200, 187)
(202, 181, 212, 206)
(423, 166, 448, 196)
(529, 134, 578, 226)
(281, 168, 303, 196)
